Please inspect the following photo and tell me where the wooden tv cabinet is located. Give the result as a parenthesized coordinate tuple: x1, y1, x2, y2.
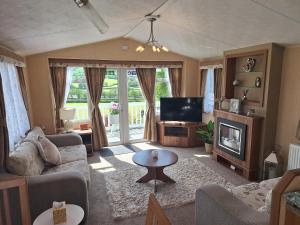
(157, 121, 205, 147)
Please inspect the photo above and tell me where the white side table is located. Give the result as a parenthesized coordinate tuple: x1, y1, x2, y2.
(33, 204, 84, 225)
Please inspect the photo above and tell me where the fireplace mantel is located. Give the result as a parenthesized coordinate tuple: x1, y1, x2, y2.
(213, 110, 263, 180)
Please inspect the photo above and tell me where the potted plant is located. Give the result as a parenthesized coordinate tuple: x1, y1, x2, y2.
(109, 103, 120, 125)
(196, 120, 214, 153)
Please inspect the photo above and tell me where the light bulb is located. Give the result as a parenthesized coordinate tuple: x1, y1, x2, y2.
(152, 46, 156, 52)
(136, 46, 142, 52)
(162, 46, 169, 52)
(157, 48, 160, 52)
(139, 47, 145, 52)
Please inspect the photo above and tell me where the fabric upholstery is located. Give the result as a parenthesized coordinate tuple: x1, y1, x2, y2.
(38, 136, 62, 165)
(136, 68, 157, 142)
(231, 177, 280, 210)
(26, 127, 45, 138)
(27, 171, 88, 225)
(0, 76, 9, 171)
(168, 68, 182, 97)
(46, 133, 82, 147)
(59, 144, 87, 164)
(7, 141, 45, 176)
(43, 159, 90, 186)
(50, 66, 67, 129)
(85, 67, 108, 150)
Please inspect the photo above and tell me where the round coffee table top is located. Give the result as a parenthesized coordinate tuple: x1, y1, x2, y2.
(33, 204, 84, 225)
(132, 149, 178, 168)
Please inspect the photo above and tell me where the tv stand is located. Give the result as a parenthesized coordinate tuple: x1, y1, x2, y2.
(157, 121, 206, 147)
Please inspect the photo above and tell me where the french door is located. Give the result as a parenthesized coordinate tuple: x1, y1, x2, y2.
(101, 68, 146, 145)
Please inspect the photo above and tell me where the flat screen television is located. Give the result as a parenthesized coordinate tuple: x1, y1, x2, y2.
(160, 97, 203, 122)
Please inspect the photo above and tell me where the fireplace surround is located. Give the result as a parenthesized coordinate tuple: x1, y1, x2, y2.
(213, 110, 263, 180)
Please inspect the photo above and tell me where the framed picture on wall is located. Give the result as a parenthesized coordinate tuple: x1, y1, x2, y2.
(229, 98, 241, 114)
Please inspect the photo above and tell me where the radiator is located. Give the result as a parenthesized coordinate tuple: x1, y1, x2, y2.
(288, 144, 300, 170)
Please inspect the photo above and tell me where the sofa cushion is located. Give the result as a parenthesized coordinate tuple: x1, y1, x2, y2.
(58, 144, 87, 164)
(42, 160, 90, 186)
(232, 177, 281, 211)
(37, 136, 62, 166)
(7, 142, 45, 176)
(27, 127, 45, 138)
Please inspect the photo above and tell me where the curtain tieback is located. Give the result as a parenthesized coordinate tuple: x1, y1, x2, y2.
(0, 119, 7, 127)
(148, 103, 155, 107)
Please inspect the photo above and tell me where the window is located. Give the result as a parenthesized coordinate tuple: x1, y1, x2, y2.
(155, 68, 171, 114)
(203, 68, 214, 113)
(0, 62, 30, 150)
(65, 67, 89, 122)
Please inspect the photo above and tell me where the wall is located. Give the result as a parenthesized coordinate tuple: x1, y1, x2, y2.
(275, 46, 300, 167)
(25, 37, 200, 134)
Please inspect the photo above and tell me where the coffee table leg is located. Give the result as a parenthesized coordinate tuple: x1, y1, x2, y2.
(136, 167, 156, 183)
(155, 167, 176, 183)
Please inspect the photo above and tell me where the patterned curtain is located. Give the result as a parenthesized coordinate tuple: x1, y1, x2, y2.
(200, 69, 207, 97)
(0, 76, 9, 171)
(50, 67, 67, 129)
(168, 68, 182, 97)
(136, 68, 157, 142)
(85, 67, 108, 150)
(214, 68, 223, 99)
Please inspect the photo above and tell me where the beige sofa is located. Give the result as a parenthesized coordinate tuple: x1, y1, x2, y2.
(7, 127, 90, 224)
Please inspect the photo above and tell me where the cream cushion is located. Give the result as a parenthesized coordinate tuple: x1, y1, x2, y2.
(38, 136, 62, 166)
(7, 141, 45, 176)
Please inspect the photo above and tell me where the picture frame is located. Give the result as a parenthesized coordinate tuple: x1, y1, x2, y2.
(229, 98, 241, 114)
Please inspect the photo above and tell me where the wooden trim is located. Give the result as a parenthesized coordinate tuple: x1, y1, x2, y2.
(145, 193, 172, 225)
(3, 190, 12, 225)
(224, 49, 268, 59)
(270, 168, 300, 225)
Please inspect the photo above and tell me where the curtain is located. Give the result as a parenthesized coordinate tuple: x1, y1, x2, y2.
(64, 67, 74, 104)
(203, 68, 214, 113)
(200, 69, 208, 97)
(214, 68, 223, 99)
(136, 68, 157, 142)
(168, 68, 182, 97)
(0, 76, 9, 171)
(85, 67, 108, 150)
(50, 67, 67, 128)
(16, 67, 30, 116)
(0, 62, 30, 151)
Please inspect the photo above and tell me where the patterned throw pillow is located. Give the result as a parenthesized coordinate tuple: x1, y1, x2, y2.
(37, 136, 62, 166)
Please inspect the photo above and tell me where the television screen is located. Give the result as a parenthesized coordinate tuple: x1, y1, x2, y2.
(160, 97, 203, 122)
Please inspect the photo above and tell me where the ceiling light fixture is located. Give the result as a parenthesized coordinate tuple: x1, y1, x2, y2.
(136, 16, 168, 53)
(74, 0, 109, 34)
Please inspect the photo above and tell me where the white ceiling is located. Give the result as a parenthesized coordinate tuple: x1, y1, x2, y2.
(1, 0, 300, 58)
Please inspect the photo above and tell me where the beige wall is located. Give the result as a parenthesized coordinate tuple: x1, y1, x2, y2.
(25, 37, 200, 134)
(276, 46, 300, 167)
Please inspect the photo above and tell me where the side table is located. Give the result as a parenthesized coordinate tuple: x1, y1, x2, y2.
(73, 129, 94, 156)
(33, 204, 84, 225)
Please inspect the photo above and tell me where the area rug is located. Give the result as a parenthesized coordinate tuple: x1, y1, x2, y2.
(100, 145, 134, 157)
(103, 157, 235, 220)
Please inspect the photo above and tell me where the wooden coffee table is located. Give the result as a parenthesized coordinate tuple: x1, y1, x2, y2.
(132, 149, 178, 192)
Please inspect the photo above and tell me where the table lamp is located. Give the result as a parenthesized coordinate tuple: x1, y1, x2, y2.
(60, 108, 76, 132)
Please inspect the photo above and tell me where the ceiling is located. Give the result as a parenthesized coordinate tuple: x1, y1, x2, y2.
(1, 0, 300, 59)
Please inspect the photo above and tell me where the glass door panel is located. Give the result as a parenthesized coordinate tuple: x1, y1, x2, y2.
(127, 69, 146, 141)
(100, 68, 121, 144)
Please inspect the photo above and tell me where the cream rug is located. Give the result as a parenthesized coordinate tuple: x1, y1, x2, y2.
(103, 157, 235, 219)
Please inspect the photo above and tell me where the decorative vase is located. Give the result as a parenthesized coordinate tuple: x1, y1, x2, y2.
(151, 150, 158, 160)
(109, 114, 119, 125)
(204, 143, 213, 153)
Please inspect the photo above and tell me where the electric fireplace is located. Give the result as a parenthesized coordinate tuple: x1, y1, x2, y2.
(216, 118, 246, 160)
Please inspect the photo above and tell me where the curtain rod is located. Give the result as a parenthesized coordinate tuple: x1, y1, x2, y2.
(199, 64, 223, 69)
(0, 55, 26, 67)
(48, 58, 183, 68)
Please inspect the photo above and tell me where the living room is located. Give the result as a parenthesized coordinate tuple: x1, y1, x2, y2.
(1, 1, 300, 225)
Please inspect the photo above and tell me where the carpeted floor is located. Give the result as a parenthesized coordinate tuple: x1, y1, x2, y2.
(87, 143, 248, 225)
